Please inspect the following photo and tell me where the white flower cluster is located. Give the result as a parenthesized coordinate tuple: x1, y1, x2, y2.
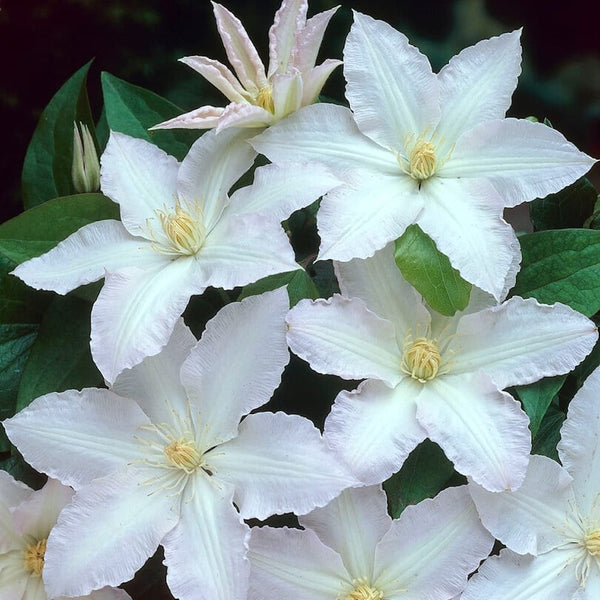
(1, 1, 599, 599)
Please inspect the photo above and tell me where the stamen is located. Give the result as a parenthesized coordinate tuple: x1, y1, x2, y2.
(164, 438, 203, 473)
(23, 538, 47, 576)
(158, 201, 206, 256)
(256, 85, 275, 113)
(345, 579, 384, 600)
(408, 140, 436, 181)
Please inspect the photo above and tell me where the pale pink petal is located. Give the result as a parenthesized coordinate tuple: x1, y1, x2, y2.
(0, 472, 31, 553)
(212, 2, 267, 91)
(162, 476, 249, 600)
(272, 71, 303, 120)
(461, 548, 580, 600)
(177, 128, 257, 231)
(417, 373, 531, 491)
(111, 320, 196, 425)
(558, 367, 600, 516)
(286, 295, 403, 385)
(344, 12, 440, 150)
(151, 105, 225, 130)
(374, 486, 494, 597)
(416, 177, 518, 299)
(300, 58, 342, 105)
(334, 244, 430, 337)
(179, 55, 248, 103)
(441, 118, 597, 208)
(248, 526, 348, 600)
(469, 455, 576, 555)
(300, 486, 391, 579)
(292, 7, 339, 73)
(12, 220, 162, 294)
(436, 30, 522, 148)
(268, 0, 308, 77)
(324, 378, 427, 485)
(209, 412, 356, 519)
(181, 289, 289, 447)
(452, 297, 598, 389)
(216, 102, 274, 130)
(100, 132, 179, 235)
(3, 389, 150, 489)
(43, 467, 179, 598)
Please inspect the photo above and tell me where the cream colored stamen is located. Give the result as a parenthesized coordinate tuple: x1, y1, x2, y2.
(158, 202, 206, 256)
(256, 85, 275, 113)
(402, 336, 442, 382)
(164, 438, 203, 474)
(585, 529, 600, 555)
(346, 582, 384, 600)
(408, 139, 437, 181)
(23, 538, 47, 577)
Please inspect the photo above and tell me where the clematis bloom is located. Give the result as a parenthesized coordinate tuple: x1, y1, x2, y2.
(3, 289, 356, 600)
(0, 474, 130, 600)
(13, 128, 337, 383)
(248, 484, 493, 600)
(152, 0, 341, 131)
(464, 366, 600, 599)
(252, 12, 597, 299)
(285, 244, 598, 491)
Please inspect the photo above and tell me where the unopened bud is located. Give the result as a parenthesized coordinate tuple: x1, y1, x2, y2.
(71, 121, 100, 193)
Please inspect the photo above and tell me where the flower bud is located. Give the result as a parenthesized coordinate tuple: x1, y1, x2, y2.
(71, 121, 100, 193)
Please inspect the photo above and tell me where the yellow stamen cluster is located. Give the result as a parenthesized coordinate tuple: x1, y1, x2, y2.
(401, 336, 442, 382)
(585, 529, 600, 555)
(256, 85, 275, 113)
(164, 438, 203, 474)
(408, 139, 437, 181)
(158, 203, 206, 256)
(23, 538, 47, 577)
(346, 582, 385, 600)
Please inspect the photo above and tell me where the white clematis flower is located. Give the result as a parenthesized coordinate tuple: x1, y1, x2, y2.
(12, 128, 338, 383)
(251, 12, 597, 299)
(464, 366, 600, 599)
(248, 484, 494, 600)
(152, 0, 341, 131)
(3, 289, 356, 600)
(0, 473, 130, 600)
(285, 244, 598, 492)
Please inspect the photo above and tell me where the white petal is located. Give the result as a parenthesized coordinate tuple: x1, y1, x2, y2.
(558, 367, 600, 516)
(215, 102, 274, 130)
(212, 2, 267, 91)
(469, 454, 576, 555)
(179, 55, 247, 103)
(317, 170, 422, 262)
(441, 118, 597, 208)
(248, 526, 348, 600)
(43, 467, 179, 598)
(251, 103, 398, 173)
(12, 220, 160, 294)
(416, 177, 519, 299)
(151, 105, 225, 130)
(452, 297, 598, 389)
(300, 58, 342, 105)
(324, 378, 427, 485)
(87, 587, 133, 600)
(181, 288, 289, 446)
(286, 295, 403, 385)
(417, 373, 531, 491)
(334, 244, 430, 338)
(111, 319, 196, 424)
(101, 132, 179, 235)
(267, 0, 307, 77)
(162, 476, 250, 600)
(436, 30, 522, 146)
(292, 7, 339, 73)
(90, 260, 200, 384)
(300, 485, 391, 580)
(0, 472, 31, 553)
(271, 71, 303, 119)
(344, 12, 440, 150)
(177, 128, 257, 231)
(374, 486, 494, 597)
(3, 389, 150, 489)
(210, 412, 356, 520)
(228, 162, 340, 222)
(0, 553, 29, 600)
(461, 547, 580, 600)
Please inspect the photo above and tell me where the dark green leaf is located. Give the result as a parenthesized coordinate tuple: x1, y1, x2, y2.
(394, 225, 471, 316)
(101, 72, 198, 160)
(531, 403, 564, 461)
(238, 270, 319, 307)
(514, 375, 566, 437)
(0, 194, 120, 264)
(22, 62, 95, 209)
(383, 440, 456, 518)
(16, 294, 103, 412)
(512, 229, 600, 316)
(530, 177, 596, 232)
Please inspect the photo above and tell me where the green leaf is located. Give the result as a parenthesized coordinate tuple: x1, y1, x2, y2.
(16, 294, 103, 412)
(101, 72, 199, 160)
(512, 229, 600, 316)
(0, 324, 39, 451)
(238, 270, 320, 307)
(22, 62, 95, 209)
(530, 177, 596, 231)
(0, 193, 120, 264)
(514, 375, 566, 437)
(394, 225, 471, 316)
(531, 403, 564, 461)
(383, 440, 456, 518)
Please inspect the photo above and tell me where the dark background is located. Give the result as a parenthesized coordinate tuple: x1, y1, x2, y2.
(1, 0, 599, 222)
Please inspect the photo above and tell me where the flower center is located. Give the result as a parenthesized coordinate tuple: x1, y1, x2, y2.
(157, 201, 206, 256)
(408, 139, 437, 181)
(164, 437, 203, 474)
(256, 85, 275, 113)
(346, 582, 384, 600)
(401, 335, 442, 382)
(585, 529, 600, 555)
(23, 538, 47, 577)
